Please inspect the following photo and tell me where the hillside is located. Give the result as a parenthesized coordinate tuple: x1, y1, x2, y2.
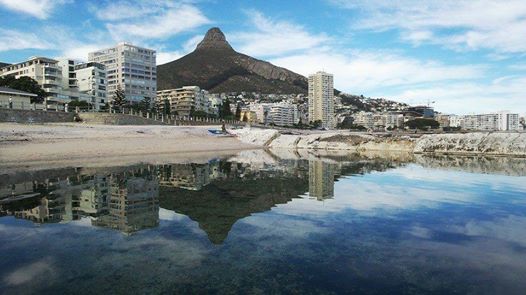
(157, 27, 307, 94)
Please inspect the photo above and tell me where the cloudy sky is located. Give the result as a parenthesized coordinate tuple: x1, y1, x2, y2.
(0, 0, 525, 114)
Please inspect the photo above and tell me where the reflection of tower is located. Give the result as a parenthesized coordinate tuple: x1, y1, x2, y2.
(93, 169, 159, 234)
(308, 160, 335, 200)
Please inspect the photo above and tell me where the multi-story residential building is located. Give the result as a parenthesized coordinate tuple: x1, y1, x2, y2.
(157, 86, 209, 116)
(88, 42, 156, 103)
(269, 102, 299, 127)
(0, 56, 65, 103)
(74, 62, 107, 110)
(435, 114, 451, 128)
(250, 103, 272, 124)
(308, 71, 334, 129)
(207, 94, 222, 116)
(453, 111, 520, 131)
(352, 111, 374, 130)
(449, 115, 464, 128)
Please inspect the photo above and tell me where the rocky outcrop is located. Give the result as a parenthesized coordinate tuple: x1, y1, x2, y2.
(413, 133, 526, 156)
(157, 27, 307, 93)
(233, 128, 526, 156)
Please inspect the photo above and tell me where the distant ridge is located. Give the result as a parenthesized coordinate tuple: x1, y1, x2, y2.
(157, 27, 308, 94)
(0, 62, 11, 68)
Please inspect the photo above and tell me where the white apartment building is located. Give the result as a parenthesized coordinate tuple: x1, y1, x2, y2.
(451, 111, 520, 131)
(269, 102, 299, 127)
(308, 71, 335, 129)
(88, 42, 156, 103)
(75, 62, 107, 110)
(0, 56, 66, 103)
(250, 103, 272, 124)
(352, 111, 374, 130)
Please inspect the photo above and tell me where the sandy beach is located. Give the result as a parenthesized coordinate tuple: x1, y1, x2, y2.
(0, 123, 256, 170)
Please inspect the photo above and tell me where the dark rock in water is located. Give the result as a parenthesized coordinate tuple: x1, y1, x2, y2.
(157, 27, 308, 94)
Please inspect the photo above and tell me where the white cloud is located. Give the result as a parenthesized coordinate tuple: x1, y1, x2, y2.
(182, 35, 204, 52)
(156, 50, 184, 65)
(331, 0, 526, 53)
(105, 4, 210, 41)
(0, 0, 68, 19)
(270, 49, 483, 92)
(0, 29, 52, 52)
(231, 10, 329, 57)
(390, 76, 526, 114)
(91, 0, 164, 21)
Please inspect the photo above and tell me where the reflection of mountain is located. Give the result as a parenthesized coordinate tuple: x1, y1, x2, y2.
(159, 172, 308, 244)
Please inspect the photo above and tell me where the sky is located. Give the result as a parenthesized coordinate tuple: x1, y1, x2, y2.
(0, 0, 525, 115)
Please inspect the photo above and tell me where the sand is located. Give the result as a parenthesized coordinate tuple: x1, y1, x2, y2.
(0, 123, 257, 171)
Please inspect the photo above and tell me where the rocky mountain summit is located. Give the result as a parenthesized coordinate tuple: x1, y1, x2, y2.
(157, 27, 308, 93)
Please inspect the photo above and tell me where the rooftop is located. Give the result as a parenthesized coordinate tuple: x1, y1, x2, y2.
(0, 87, 38, 97)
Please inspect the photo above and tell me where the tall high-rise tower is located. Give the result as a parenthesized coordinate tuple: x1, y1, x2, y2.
(308, 71, 334, 129)
(88, 42, 156, 103)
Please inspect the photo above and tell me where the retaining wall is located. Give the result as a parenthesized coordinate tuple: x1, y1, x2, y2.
(0, 109, 75, 123)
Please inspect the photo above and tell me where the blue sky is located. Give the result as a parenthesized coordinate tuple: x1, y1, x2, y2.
(0, 0, 525, 114)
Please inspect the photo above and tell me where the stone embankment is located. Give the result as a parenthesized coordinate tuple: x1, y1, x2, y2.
(232, 128, 526, 157)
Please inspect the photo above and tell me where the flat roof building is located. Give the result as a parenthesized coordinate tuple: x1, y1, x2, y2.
(88, 42, 156, 103)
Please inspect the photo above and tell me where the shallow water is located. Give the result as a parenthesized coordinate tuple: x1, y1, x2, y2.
(1, 151, 526, 294)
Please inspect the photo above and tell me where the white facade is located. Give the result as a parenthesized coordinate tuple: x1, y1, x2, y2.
(450, 111, 520, 131)
(88, 43, 156, 103)
(308, 71, 334, 129)
(352, 111, 374, 130)
(75, 62, 107, 110)
(269, 102, 299, 127)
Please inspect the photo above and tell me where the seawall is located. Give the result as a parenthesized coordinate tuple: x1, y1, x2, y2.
(0, 109, 75, 123)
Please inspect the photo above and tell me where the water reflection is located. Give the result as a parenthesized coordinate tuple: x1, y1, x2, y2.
(0, 167, 159, 234)
(1, 151, 526, 293)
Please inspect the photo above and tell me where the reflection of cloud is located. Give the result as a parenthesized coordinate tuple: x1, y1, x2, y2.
(158, 208, 186, 221)
(408, 226, 433, 239)
(3, 258, 55, 286)
(452, 216, 526, 246)
(241, 214, 327, 239)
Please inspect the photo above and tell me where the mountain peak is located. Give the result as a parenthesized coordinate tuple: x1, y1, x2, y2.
(196, 27, 233, 51)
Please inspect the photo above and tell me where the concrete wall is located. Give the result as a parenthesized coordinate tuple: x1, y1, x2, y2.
(0, 108, 75, 123)
(79, 113, 167, 125)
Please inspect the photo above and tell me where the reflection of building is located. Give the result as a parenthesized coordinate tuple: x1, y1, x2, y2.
(93, 171, 159, 234)
(308, 161, 336, 200)
(158, 163, 212, 191)
(1, 167, 159, 234)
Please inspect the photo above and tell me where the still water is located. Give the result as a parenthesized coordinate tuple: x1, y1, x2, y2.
(1, 150, 526, 294)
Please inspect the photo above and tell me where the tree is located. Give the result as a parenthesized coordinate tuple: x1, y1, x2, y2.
(112, 85, 126, 109)
(310, 120, 322, 129)
(405, 118, 440, 130)
(162, 99, 171, 115)
(219, 98, 233, 119)
(0, 76, 47, 103)
(235, 103, 242, 120)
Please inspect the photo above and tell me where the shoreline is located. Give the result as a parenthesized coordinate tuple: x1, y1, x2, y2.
(1, 123, 525, 173)
(0, 123, 257, 171)
(232, 127, 526, 157)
